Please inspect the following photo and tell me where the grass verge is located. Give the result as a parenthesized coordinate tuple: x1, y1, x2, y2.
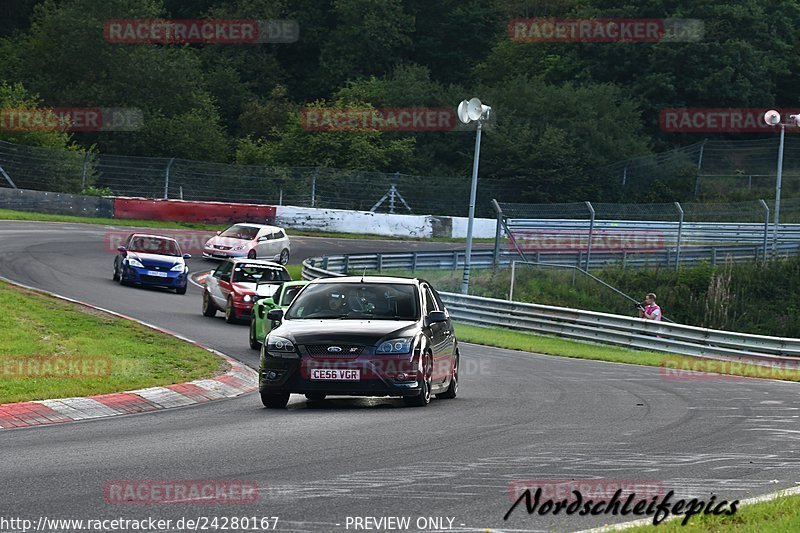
(0, 280, 224, 404)
(454, 322, 800, 382)
(624, 493, 800, 532)
(0, 208, 491, 243)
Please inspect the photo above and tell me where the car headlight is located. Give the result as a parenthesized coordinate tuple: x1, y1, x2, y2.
(242, 294, 253, 303)
(126, 258, 144, 268)
(233, 245, 245, 251)
(267, 335, 298, 358)
(376, 338, 413, 354)
(170, 263, 185, 272)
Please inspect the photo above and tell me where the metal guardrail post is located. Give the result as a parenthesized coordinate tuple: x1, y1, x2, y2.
(693, 138, 706, 199)
(322, 256, 329, 270)
(0, 165, 17, 189)
(508, 260, 517, 300)
(411, 252, 417, 273)
(377, 253, 383, 273)
(311, 167, 318, 207)
(342, 254, 349, 273)
(81, 152, 89, 190)
(759, 199, 770, 263)
(163, 158, 175, 199)
(674, 202, 684, 270)
(492, 199, 503, 265)
(585, 201, 595, 272)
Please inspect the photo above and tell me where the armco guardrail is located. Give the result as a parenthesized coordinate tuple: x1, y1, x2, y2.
(302, 252, 800, 361)
(304, 244, 800, 273)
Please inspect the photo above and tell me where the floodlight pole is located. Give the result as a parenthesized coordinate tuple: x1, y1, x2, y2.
(773, 123, 785, 255)
(461, 121, 482, 295)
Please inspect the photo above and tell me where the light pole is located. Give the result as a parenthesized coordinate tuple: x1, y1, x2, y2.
(457, 98, 492, 295)
(764, 110, 800, 254)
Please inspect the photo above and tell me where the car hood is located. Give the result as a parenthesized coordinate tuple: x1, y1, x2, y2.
(275, 319, 419, 345)
(205, 236, 250, 247)
(128, 252, 182, 269)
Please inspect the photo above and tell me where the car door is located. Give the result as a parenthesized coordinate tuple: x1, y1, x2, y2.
(254, 229, 270, 257)
(422, 284, 449, 386)
(209, 261, 233, 307)
(430, 285, 456, 359)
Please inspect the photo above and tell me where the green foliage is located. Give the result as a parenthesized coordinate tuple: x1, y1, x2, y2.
(80, 185, 113, 196)
(2, 0, 800, 203)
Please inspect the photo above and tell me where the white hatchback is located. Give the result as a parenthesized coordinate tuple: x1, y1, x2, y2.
(203, 223, 291, 264)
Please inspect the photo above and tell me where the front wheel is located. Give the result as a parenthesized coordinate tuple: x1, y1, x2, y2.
(436, 353, 458, 399)
(279, 249, 289, 265)
(202, 290, 216, 316)
(175, 283, 187, 295)
(247, 249, 257, 259)
(261, 392, 290, 408)
(112, 261, 120, 281)
(225, 297, 237, 324)
(404, 352, 432, 407)
(249, 318, 261, 350)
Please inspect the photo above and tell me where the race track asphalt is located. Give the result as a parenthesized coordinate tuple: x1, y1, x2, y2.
(1, 221, 799, 533)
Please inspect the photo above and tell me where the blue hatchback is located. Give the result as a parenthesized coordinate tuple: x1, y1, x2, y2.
(113, 234, 191, 294)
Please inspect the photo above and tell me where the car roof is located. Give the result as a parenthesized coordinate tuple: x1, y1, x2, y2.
(226, 223, 283, 231)
(228, 258, 286, 268)
(310, 276, 418, 285)
(129, 233, 178, 243)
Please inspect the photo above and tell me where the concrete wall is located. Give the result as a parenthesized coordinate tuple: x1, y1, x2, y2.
(0, 187, 498, 239)
(273, 205, 497, 239)
(0, 187, 114, 217)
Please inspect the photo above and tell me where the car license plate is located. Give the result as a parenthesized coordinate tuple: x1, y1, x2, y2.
(310, 369, 360, 381)
(146, 270, 169, 277)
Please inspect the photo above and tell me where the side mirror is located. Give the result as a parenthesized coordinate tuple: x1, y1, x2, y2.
(267, 309, 284, 321)
(117, 246, 126, 254)
(183, 253, 191, 259)
(426, 310, 447, 326)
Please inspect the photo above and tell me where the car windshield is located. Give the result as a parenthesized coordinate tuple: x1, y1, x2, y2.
(232, 264, 291, 283)
(219, 225, 259, 240)
(128, 237, 180, 257)
(285, 283, 419, 320)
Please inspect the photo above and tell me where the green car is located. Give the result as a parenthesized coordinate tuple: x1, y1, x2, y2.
(249, 280, 310, 349)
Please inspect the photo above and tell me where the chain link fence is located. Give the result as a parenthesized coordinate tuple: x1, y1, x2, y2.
(0, 140, 521, 217)
(603, 137, 800, 201)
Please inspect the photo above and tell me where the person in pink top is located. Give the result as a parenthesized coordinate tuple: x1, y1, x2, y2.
(638, 293, 662, 321)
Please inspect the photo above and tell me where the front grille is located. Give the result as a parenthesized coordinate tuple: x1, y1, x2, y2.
(214, 245, 232, 250)
(305, 345, 364, 357)
(141, 275, 171, 284)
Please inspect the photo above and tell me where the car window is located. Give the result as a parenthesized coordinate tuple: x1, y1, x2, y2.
(281, 285, 304, 306)
(286, 283, 419, 320)
(214, 262, 233, 279)
(232, 264, 290, 283)
(128, 236, 180, 256)
(423, 286, 438, 315)
(429, 286, 447, 314)
(276, 230, 286, 239)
